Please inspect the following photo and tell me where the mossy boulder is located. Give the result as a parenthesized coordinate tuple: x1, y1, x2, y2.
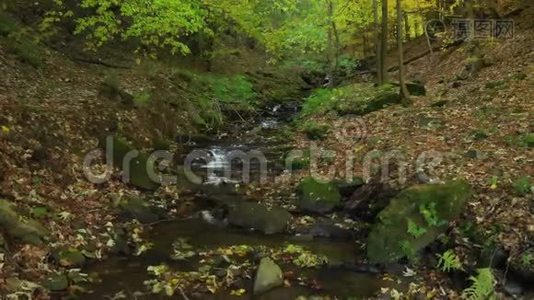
(335, 84, 401, 116)
(118, 197, 159, 224)
(297, 177, 341, 213)
(253, 257, 283, 295)
(367, 180, 471, 264)
(0, 200, 47, 245)
(228, 202, 292, 234)
(106, 136, 160, 190)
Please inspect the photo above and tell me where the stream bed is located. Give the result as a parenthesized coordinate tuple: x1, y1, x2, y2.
(80, 103, 405, 299)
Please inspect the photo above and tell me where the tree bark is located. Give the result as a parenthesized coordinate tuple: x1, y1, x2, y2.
(373, 0, 382, 84)
(379, 0, 388, 84)
(397, 0, 411, 105)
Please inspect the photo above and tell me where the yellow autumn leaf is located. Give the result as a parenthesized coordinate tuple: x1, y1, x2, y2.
(230, 288, 246, 296)
(1, 126, 10, 134)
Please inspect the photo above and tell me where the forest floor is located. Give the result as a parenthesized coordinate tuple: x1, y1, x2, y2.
(245, 6, 533, 299)
(0, 4, 533, 300)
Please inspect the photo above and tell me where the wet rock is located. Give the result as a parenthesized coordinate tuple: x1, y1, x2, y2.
(309, 221, 354, 240)
(478, 244, 507, 269)
(43, 274, 69, 291)
(344, 178, 397, 221)
(0, 199, 47, 245)
(510, 248, 534, 284)
(105, 136, 160, 191)
(334, 177, 365, 197)
(504, 278, 524, 297)
(228, 202, 292, 234)
(253, 257, 283, 295)
(118, 197, 159, 224)
(366, 180, 471, 264)
(297, 177, 341, 213)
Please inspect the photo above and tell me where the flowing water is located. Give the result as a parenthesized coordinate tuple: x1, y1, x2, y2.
(81, 103, 403, 299)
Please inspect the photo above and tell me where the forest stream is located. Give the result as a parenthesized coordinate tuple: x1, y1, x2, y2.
(80, 103, 406, 299)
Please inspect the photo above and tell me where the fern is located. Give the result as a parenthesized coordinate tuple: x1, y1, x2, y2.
(437, 250, 463, 272)
(463, 268, 496, 300)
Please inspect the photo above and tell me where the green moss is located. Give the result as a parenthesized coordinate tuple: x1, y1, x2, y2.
(297, 177, 341, 213)
(513, 176, 532, 196)
(0, 13, 17, 36)
(133, 90, 151, 106)
(367, 180, 472, 263)
(300, 121, 329, 140)
(4, 34, 43, 68)
(0, 200, 47, 245)
(300, 83, 400, 117)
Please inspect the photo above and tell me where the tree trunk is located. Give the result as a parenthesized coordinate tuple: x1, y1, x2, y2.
(379, 0, 388, 84)
(404, 12, 411, 40)
(326, 0, 335, 87)
(373, 0, 382, 84)
(397, 0, 411, 105)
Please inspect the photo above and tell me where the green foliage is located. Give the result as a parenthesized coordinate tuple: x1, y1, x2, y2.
(419, 202, 446, 227)
(513, 176, 532, 196)
(437, 250, 463, 272)
(300, 83, 400, 117)
(521, 133, 534, 148)
(208, 74, 256, 108)
(0, 13, 17, 36)
(521, 250, 534, 268)
(2, 25, 43, 68)
(133, 90, 151, 107)
(285, 149, 310, 170)
(463, 268, 496, 300)
(407, 218, 427, 238)
(300, 88, 336, 116)
(48, 0, 206, 55)
(167, 68, 256, 128)
(300, 121, 330, 140)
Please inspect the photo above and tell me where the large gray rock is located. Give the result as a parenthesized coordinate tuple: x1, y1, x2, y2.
(253, 257, 283, 295)
(297, 177, 341, 213)
(228, 202, 292, 234)
(0, 200, 47, 245)
(367, 180, 471, 263)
